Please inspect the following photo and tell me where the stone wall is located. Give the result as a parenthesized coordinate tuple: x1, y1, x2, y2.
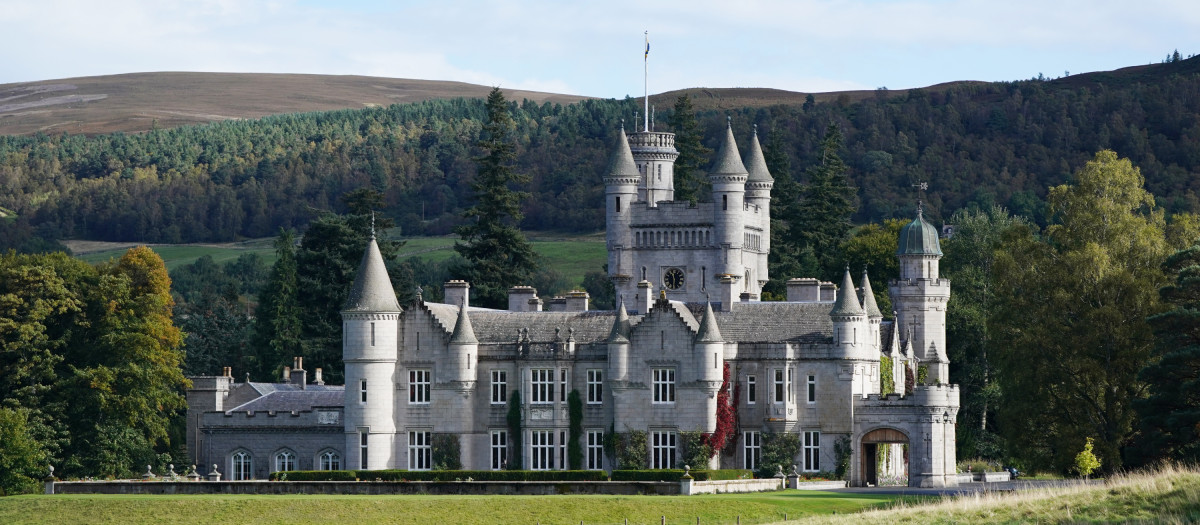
(48, 480, 681, 496)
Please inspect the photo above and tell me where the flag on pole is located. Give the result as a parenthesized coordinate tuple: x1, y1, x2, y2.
(645, 34, 649, 59)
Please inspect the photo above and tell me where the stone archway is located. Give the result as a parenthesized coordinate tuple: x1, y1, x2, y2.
(860, 427, 909, 487)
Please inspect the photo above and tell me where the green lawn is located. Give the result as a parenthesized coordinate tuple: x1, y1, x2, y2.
(0, 490, 901, 525)
(75, 234, 608, 288)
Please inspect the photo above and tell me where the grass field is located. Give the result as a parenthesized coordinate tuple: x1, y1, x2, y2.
(787, 465, 1200, 524)
(0, 490, 901, 525)
(70, 234, 608, 289)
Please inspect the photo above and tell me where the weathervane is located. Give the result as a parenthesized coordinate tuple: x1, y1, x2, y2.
(912, 181, 928, 216)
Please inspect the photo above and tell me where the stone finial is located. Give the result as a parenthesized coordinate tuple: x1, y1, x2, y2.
(188, 465, 202, 481)
(208, 464, 222, 482)
(143, 465, 156, 480)
(775, 465, 785, 478)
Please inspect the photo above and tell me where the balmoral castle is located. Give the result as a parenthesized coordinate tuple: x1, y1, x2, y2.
(187, 121, 960, 487)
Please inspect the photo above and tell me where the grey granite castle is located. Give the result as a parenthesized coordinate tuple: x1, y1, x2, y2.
(187, 122, 960, 487)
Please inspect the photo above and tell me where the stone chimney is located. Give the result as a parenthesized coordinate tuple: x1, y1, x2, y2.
(786, 278, 820, 302)
(314, 368, 324, 385)
(282, 366, 291, 382)
(740, 292, 758, 303)
(545, 296, 567, 312)
(444, 280, 470, 307)
(289, 357, 307, 389)
(718, 275, 738, 311)
(819, 281, 837, 302)
(565, 290, 589, 312)
(508, 286, 542, 312)
(636, 280, 653, 314)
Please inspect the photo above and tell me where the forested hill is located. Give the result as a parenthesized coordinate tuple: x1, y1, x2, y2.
(3, 56, 1200, 247)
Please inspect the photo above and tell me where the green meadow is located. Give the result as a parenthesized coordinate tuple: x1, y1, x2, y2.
(0, 490, 901, 525)
(73, 234, 608, 288)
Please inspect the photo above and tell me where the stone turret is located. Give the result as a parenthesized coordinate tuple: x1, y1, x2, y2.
(607, 302, 631, 382)
(341, 235, 401, 470)
(709, 121, 749, 283)
(628, 128, 679, 205)
(605, 127, 640, 287)
(446, 298, 478, 388)
(890, 206, 951, 384)
(694, 302, 724, 443)
(830, 267, 869, 359)
(743, 125, 774, 292)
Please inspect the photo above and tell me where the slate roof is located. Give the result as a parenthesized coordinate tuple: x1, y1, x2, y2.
(684, 302, 834, 343)
(425, 302, 643, 344)
(744, 127, 774, 184)
(860, 269, 883, 318)
(343, 237, 402, 312)
(709, 122, 749, 176)
(830, 269, 866, 317)
(695, 302, 723, 342)
(228, 384, 344, 413)
(606, 129, 640, 178)
(880, 320, 896, 354)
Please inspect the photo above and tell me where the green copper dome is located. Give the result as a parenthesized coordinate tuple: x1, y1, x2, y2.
(897, 209, 943, 256)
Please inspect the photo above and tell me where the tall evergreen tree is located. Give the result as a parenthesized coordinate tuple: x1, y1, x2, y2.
(253, 229, 302, 381)
(764, 130, 801, 297)
(666, 94, 712, 204)
(1134, 242, 1200, 464)
(453, 87, 540, 308)
(794, 123, 857, 279)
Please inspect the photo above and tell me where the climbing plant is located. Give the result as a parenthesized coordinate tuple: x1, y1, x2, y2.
(567, 389, 583, 470)
(506, 390, 523, 470)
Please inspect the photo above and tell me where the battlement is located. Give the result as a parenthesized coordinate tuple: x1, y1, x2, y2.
(628, 131, 677, 152)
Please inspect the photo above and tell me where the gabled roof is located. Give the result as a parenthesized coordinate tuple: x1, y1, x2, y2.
(227, 384, 344, 413)
(342, 237, 401, 313)
(744, 126, 774, 184)
(682, 302, 834, 343)
(709, 121, 749, 176)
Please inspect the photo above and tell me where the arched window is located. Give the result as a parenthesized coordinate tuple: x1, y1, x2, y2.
(319, 451, 341, 471)
(232, 451, 252, 480)
(275, 450, 295, 472)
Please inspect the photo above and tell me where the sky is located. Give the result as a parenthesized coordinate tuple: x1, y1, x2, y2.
(2, 0, 1198, 98)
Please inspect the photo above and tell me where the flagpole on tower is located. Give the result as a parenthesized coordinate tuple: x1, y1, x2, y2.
(644, 31, 649, 133)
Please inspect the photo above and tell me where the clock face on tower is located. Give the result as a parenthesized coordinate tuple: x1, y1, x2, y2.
(663, 267, 685, 290)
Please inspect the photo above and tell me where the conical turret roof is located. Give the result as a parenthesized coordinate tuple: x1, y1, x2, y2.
(830, 267, 866, 317)
(709, 121, 749, 176)
(695, 302, 723, 343)
(860, 269, 883, 318)
(450, 299, 477, 344)
(605, 127, 640, 179)
(608, 302, 631, 343)
(343, 236, 401, 313)
(744, 126, 773, 183)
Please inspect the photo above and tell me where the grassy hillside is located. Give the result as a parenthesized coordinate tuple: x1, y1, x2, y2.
(0, 489, 900, 525)
(0, 72, 589, 136)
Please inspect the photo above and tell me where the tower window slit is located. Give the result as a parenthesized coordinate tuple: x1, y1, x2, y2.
(616, 196, 621, 213)
(723, 195, 728, 211)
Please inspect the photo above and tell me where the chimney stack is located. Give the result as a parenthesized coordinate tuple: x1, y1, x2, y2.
(508, 286, 542, 312)
(314, 368, 324, 385)
(289, 357, 307, 389)
(565, 290, 589, 312)
(444, 280, 470, 307)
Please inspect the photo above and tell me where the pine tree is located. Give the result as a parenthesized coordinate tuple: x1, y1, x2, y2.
(793, 123, 857, 279)
(764, 130, 801, 297)
(254, 229, 302, 381)
(453, 87, 540, 308)
(1134, 242, 1200, 464)
(667, 94, 712, 204)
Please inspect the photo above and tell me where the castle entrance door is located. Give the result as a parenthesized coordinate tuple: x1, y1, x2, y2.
(860, 428, 909, 487)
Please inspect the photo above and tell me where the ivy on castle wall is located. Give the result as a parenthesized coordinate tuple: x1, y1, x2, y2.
(680, 431, 712, 469)
(567, 389, 583, 470)
(506, 390, 523, 470)
(880, 356, 895, 395)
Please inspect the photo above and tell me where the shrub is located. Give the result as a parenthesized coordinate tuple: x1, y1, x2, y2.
(432, 434, 461, 470)
(834, 436, 852, 481)
(611, 469, 754, 481)
(680, 431, 712, 470)
(506, 391, 523, 470)
(612, 430, 647, 470)
(357, 470, 606, 482)
(758, 432, 800, 478)
(567, 390, 583, 470)
(269, 470, 357, 481)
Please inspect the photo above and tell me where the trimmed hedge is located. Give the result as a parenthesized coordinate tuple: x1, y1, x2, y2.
(611, 469, 754, 481)
(272, 470, 607, 482)
(270, 470, 357, 481)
